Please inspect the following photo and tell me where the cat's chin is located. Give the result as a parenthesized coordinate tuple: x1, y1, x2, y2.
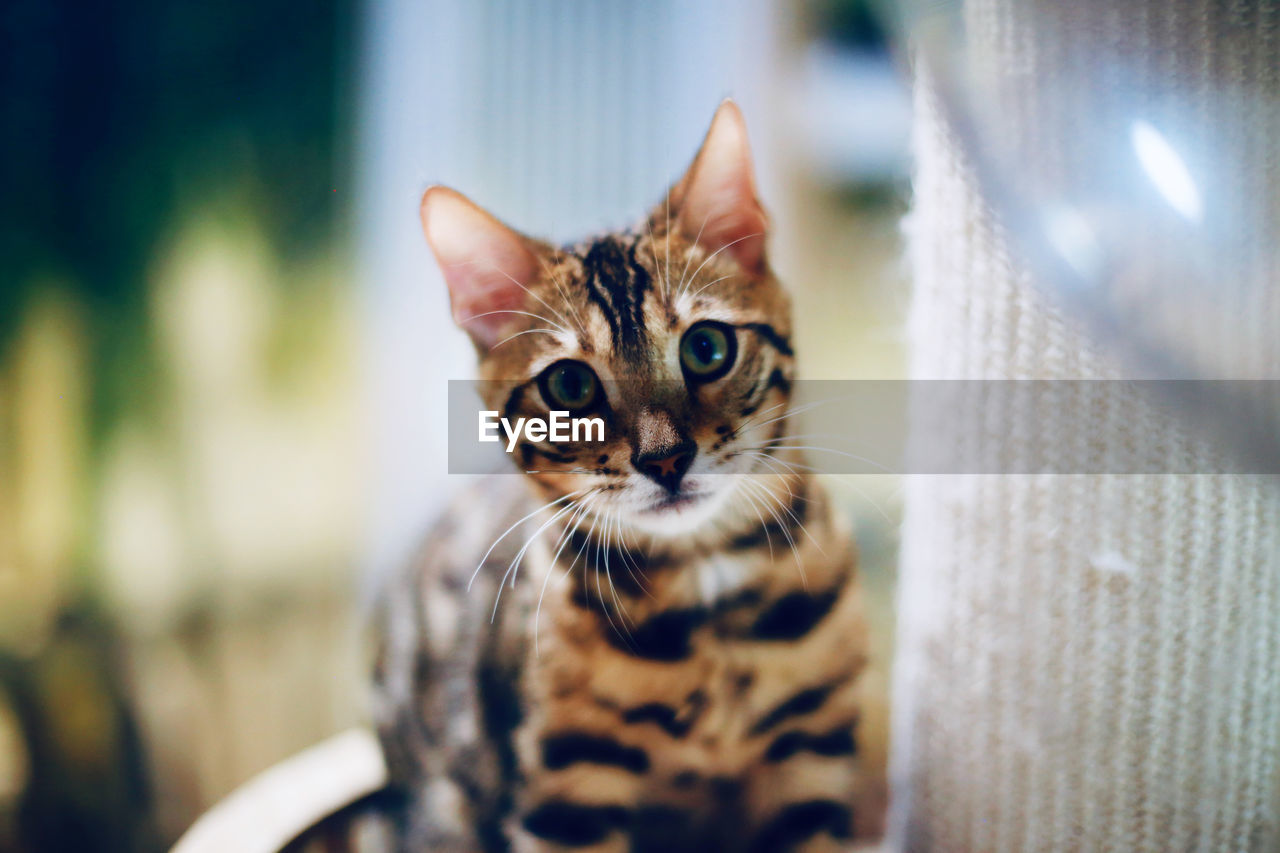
(623, 481, 734, 537)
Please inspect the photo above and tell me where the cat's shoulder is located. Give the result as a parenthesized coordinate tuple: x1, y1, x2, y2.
(397, 474, 537, 588)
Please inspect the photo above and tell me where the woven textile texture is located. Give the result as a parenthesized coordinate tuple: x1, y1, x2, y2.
(890, 1, 1280, 850)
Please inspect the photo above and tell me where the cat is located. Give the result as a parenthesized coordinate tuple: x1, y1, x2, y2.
(371, 101, 876, 852)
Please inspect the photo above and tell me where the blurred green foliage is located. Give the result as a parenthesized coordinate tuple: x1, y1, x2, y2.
(0, 0, 354, 436)
(0, 3, 354, 849)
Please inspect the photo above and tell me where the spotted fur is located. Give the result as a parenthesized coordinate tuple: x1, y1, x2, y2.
(372, 103, 877, 852)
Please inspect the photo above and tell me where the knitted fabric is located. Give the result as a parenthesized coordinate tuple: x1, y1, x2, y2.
(890, 1, 1280, 850)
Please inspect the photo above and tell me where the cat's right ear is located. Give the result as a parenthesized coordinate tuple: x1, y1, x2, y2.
(420, 186, 539, 351)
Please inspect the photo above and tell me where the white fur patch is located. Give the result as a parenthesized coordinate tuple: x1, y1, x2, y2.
(696, 554, 752, 605)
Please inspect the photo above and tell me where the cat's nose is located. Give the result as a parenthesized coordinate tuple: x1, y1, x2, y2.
(633, 441, 696, 493)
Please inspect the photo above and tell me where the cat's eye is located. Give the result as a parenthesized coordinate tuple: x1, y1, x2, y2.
(679, 322, 736, 382)
(537, 360, 601, 413)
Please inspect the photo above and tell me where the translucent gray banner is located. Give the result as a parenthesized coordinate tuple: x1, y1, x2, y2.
(447, 380, 1280, 474)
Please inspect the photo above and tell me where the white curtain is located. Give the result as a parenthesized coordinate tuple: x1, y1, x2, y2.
(892, 1, 1280, 849)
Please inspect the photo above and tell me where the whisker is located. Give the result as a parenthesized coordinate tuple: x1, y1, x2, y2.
(458, 308, 570, 335)
(469, 490, 586, 591)
(685, 272, 735, 302)
(736, 449, 816, 484)
(825, 475, 897, 526)
(602, 510, 636, 634)
(664, 194, 673, 300)
(611, 510, 652, 600)
(534, 495, 596, 657)
(644, 214, 667, 305)
(740, 450, 897, 527)
(731, 476, 775, 563)
(732, 396, 794, 436)
(675, 210, 713, 297)
(592, 512, 635, 648)
(484, 260, 577, 334)
(677, 231, 764, 303)
(748, 468, 826, 558)
(534, 253, 590, 339)
(736, 397, 847, 438)
(491, 499, 580, 622)
(744, 443, 896, 475)
(738, 475, 806, 587)
(493, 328, 563, 348)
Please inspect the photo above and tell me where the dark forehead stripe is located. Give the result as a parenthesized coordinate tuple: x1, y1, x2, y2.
(580, 235, 651, 355)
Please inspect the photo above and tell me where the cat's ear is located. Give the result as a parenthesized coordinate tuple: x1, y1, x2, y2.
(420, 185, 540, 351)
(672, 100, 769, 275)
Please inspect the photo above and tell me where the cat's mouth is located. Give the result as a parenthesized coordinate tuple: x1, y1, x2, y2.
(624, 478, 738, 536)
(642, 491, 705, 514)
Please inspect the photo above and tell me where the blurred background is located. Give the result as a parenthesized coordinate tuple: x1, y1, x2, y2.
(0, 1, 910, 849)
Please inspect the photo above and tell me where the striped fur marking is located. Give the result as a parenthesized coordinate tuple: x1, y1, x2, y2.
(541, 733, 650, 773)
(622, 703, 693, 738)
(604, 606, 708, 661)
(750, 800, 853, 853)
(581, 236, 651, 355)
(764, 725, 857, 763)
(749, 587, 841, 641)
(735, 322, 794, 357)
(621, 690, 707, 738)
(376, 139, 875, 851)
(727, 485, 807, 551)
(521, 801, 628, 846)
(750, 684, 835, 736)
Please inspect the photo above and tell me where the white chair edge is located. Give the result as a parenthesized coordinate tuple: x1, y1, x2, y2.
(171, 727, 388, 853)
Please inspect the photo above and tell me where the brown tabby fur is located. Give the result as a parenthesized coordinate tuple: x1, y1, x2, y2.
(372, 106, 877, 853)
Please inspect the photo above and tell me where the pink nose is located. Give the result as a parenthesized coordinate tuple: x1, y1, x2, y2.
(633, 444, 695, 493)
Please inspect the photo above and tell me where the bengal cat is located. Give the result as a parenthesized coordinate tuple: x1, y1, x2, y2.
(372, 101, 876, 852)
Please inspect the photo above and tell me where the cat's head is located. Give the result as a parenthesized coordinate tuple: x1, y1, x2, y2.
(422, 101, 794, 537)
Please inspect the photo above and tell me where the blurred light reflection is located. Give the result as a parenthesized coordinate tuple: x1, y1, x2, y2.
(1131, 119, 1203, 223)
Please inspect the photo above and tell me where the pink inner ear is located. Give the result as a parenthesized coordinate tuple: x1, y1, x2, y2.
(678, 102, 769, 275)
(442, 261, 533, 348)
(681, 184, 768, 274)
(421, 186, 540, 350)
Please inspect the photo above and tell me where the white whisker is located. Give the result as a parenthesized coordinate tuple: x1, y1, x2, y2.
(493, 328, 563, 348)
(491, 499, 580, 621)
(459, 308, 570, 335)
(685, 272, 736, 302)
(677, 231, 764, 303)
(469, 490, 586, 592)
(675, 210, 713, 297)
(534, 495, 596, 657)
(739, 475, 808, 588)
(746, 443, 895, 475)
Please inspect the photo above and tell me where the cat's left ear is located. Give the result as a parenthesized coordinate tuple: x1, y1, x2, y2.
(671, 100, 769, 275)
(420, 185, 541, 352)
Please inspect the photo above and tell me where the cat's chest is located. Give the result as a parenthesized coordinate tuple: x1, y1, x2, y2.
(514, 536, 864, 779)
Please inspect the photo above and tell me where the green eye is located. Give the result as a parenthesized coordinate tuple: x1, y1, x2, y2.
(538, 360, 601, 412)
(680, 322, 736, 381)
